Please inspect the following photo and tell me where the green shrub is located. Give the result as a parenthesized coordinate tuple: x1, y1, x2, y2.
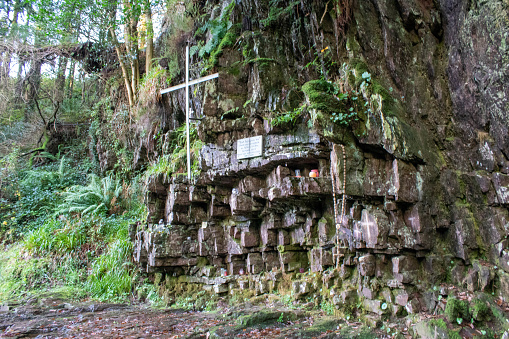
(195, 0, 237, 70)
(1, 156, 87, 236)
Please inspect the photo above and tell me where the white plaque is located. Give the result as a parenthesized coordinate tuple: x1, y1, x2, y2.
(237, 136, 263, 160)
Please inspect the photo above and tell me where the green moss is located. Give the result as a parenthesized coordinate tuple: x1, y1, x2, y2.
(447, 329, 462, 339)
(302, 79, 335, 94)
(302, 80, 342, 114)
(350, 59, 369, 82)
(196, 257, 209, 268)
(154, 272, 163, 286)
(490, 304, 509, 330)
(471, 299, 491, 322)
(444, 297, 470, 322)
(371, 79, 399, 116)
(227, 65, 240, 76)
(428, 318, 447, 330)
(302, 318, 341, 335)
(236, 310, 298, 327)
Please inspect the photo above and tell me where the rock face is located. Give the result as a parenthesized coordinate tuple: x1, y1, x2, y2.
(132, 0, 509, 317)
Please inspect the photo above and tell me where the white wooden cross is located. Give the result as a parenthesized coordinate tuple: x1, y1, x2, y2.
(160, 43, 219, 180)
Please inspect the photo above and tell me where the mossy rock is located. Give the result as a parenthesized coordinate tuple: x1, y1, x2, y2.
(302, 81, 342, 115)
(444, 297, 470, 322)
(302, 79, 335, 94)
(471, 299, 492, 322)
(301, 318, 342, 337)
(236, 310, 298, 327)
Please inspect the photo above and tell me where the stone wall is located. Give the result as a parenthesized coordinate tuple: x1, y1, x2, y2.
(132, 0, 509, 322)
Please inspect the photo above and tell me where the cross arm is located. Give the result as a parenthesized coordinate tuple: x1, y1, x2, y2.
(160, 73, 219, 94)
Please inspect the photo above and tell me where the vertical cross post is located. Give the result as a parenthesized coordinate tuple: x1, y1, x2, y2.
(159, 47, 219, 182)
(185, 43, 191, 181)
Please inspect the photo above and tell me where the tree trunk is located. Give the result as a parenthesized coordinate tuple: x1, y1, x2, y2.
(1, 0, 21, 83)
(109, 27, 134, 106)
(129, 16, 139, 102)
(55, 57, 68, 103)
(67, 60, 75, 98)
(26, 59, 42, 121)
(145, 5, 153, 75)
(14, 16, 29, 108)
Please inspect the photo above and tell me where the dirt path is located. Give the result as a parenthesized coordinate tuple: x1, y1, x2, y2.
(0, 296, 395, 339)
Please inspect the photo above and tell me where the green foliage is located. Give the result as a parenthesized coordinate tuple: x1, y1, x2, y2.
(146, 123, 203, 178)
(302, 62, 397, 131)
(320, 299, 335, 315)
(56, 174, 122, 216)
(490, 304, 509, 331)
(478, 328, 498, 339)
(302, 78, 359, 127)
(173, 295, 197, 310)
(428, 318, 447, 330)
(86, 238, 134, 301)
(260, 0, 300, 28)
(304, 45, 338, 80)
(447, 329, 462, 339)
(302, 79, 342, 114)
(1, 156, 87, 236)
(137, 66, 170, 109)
(271, 105, 306, 127)
(0, 147, 21, 199)
(0, 242, 84, 300)
(137, 283, 166, 306)
(195, 1, 237, 70)
(0, 143, 144, 302)
(88, 96, 135, 177)
(88, 120, 101, 174)
(24, 218, 87, 255)
(221, 107, 240, 120)
(0, 213, 137, 301)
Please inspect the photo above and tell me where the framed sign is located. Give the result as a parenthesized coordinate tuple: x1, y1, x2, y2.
(237, 136, 263, 160)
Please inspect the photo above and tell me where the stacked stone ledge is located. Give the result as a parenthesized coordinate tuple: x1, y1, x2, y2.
(129, 126, 509, 321)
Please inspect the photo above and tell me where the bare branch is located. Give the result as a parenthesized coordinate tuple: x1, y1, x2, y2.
(32, 96, 46, 126)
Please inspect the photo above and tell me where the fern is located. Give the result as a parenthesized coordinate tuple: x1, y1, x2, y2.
(56, 175, 122, 216)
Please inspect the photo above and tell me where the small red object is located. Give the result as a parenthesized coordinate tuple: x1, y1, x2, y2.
(310, 169, 319, 177)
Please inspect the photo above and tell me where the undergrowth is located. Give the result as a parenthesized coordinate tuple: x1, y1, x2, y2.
(145, 123, 203, 179)
(0, 145, 147, 303)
